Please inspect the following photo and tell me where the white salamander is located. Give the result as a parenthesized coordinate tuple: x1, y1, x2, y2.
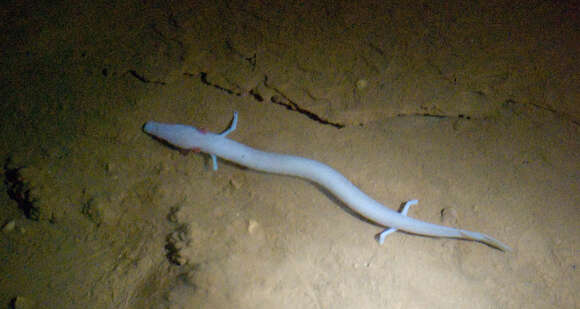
(144, 112, 510, 251)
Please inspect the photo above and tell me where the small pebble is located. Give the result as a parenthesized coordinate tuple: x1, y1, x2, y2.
(248, 220, 259, 235)
(440, 208, 459, 225)
(2, 220, 15, 232)
(12, 296, 36, 309)
(356, 79, 368, 90)
(104, 162, 114, 173)
(168, 206, 182, 223)
(173, 254, 187, 266)
(229, 178, 241, 190)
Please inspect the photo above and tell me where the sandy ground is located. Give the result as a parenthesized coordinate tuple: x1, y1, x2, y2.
(1, 1, 578, 308)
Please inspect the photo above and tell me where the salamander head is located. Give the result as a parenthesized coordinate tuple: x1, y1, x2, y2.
(143, 121, 211, 151)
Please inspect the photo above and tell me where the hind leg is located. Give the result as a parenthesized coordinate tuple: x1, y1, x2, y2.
(376, 200, 418, 244)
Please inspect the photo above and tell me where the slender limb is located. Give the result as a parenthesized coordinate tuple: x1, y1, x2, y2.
(211, 154, 218, 171)
(220, 111, 238, 137)
(212, 111, 239, 171)
(377, 200, 418, 244)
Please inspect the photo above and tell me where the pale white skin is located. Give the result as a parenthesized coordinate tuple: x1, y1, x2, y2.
(144, 112, 511, 251)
